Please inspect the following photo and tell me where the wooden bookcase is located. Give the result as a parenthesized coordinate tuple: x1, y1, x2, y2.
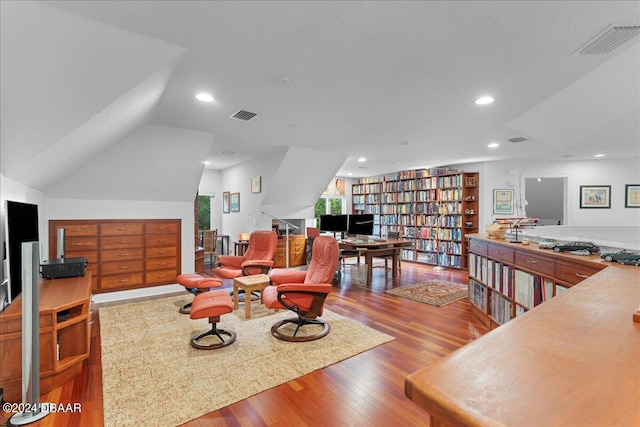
(467, 234, 606, 329)
(352, 169, 479, 269)
(48, 219, 181, 293)
(0, 274, 91, 402)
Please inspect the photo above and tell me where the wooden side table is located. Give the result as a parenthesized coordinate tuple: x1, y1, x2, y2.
(232, 274, 271, 318)
(234, 241, 249, 256)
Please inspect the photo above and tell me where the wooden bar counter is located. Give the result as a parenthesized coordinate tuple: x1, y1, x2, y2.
(405, 264, 640, 426)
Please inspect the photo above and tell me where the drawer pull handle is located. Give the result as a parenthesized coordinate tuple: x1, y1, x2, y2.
(576, 273, 590, 279)
(118, 253, 128, 257)
(118, 266, 128, 270)
(158, 251, 166, 254)
(158, 263, 167, 266)
(156, 274, 167, 278)
(117, 228, 127, 231)
(158, 239, 167, 242)
(71, 243, 84, 246)
(117, 279, 128, 283)
(71, 228, 84, 232)
(158, 227, 167, 230)
(119, 241, 128, 244)
(526, 259, 538, 264)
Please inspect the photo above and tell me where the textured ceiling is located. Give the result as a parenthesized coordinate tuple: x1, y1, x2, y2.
(1, 1, 639, 184)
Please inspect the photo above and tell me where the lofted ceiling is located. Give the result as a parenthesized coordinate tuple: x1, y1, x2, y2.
(1, 1, 639, 187)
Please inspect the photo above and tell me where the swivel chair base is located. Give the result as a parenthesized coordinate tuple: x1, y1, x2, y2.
(270, 317, 330, 342)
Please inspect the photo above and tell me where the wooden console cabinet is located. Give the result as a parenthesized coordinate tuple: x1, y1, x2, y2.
(467, 234, 606, 329)
(273, 235, 307, 268)
(0, 274, 92, 403)
(49, 219, 181, 293)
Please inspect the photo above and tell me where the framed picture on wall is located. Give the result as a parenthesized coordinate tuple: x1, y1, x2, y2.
(493, 189, 514, 214)
(230, 192, 240, 212)
(223, 191, 230, 213)
(625, 184, 640, 208)
(580, 185, 610, 208)
(251, 176, 261, 193)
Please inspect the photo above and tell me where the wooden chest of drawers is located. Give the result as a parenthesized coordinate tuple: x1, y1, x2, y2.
(49, 219, 181, 293)
(273, 234, 307, 268)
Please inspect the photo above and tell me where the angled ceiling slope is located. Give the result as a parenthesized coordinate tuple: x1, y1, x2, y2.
(47, 124, 215, 202)
(0, 1, 186, 191)
(261, 146, 347, 216)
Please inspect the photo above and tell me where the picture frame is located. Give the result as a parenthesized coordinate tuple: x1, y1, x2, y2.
(625, 184, 640, 208)
(493, 189, 514, 215)
(251, 176, 261, 193)
(580, 185, 610, 209)
(222, 191, 230, 214)
(230, 192, 240, 212)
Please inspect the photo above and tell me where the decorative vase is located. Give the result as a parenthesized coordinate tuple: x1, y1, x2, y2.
(485, 223, 507, 240)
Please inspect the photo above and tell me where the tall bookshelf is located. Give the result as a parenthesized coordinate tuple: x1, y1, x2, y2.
(352, 168, 479, 269)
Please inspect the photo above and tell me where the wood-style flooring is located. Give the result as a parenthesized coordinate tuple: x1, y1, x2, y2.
(1, 261, 488, 427)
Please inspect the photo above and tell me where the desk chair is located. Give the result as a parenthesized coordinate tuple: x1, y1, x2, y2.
(375, 231, 402, 272)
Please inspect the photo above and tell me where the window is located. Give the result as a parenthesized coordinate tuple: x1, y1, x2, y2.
(314, 197, 346, 226)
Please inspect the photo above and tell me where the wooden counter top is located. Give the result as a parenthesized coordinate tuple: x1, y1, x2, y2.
(405, 253, 640, 426)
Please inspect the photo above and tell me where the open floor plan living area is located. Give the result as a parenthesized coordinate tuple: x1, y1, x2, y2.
(1, 1, 639, 426)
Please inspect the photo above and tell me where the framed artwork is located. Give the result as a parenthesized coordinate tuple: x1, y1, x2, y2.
(223, 191, 230, 214)
(493, 189, 514, 214)
(580, 185, 610, 208)
(251, 176, 261, 193)
(625, 184, 640, 208)
(230, 192, 240, 212)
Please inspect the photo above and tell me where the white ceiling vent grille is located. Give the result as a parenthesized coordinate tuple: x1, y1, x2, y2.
(572, 24, 640, 56)
(230, 110, 257, 121)
(508, 137, 528, 143)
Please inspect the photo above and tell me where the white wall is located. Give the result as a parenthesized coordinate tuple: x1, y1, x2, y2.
(449, 157, 640, 227)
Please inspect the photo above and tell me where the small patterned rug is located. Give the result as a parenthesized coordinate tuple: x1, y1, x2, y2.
(385, 280, 468, 306)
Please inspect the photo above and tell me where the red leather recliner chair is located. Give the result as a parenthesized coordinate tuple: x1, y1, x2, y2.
(264, 235, 340, 342)
(213, 230, 278, 299)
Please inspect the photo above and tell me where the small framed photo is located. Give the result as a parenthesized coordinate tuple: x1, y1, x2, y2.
(251, 176, 261, 193)
(625, 184, 640, 208)
(580, 185, 611, 209)
(493, 189, 514, 214)
(223, 191, 230, 214)
(230, 192, 240, 212)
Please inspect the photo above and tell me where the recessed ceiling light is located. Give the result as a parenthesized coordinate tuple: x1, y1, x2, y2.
(488, 142, 500, 148)
(195, 93, 215, 102)
(203, 161, 211, 165)
(594, 153, 606, 158)
(347, 173, 353, 176)
(357, 157, 367, 162)
(475, 96, 494, 105)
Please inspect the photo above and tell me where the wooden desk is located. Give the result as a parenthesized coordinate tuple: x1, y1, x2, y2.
(339, 239, 413, 285)
(0, 274, 92, 402)
(405, 266, 640, 426)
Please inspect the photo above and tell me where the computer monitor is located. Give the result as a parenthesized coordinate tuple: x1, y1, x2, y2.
(319, 214, 348, 233)
(348, 214, 374, 236)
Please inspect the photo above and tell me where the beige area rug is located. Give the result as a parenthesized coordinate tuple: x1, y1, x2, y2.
(385, 280, 468, 306)
(99, 295, 394, 427)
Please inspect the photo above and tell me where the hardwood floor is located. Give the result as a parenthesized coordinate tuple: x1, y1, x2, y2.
(1, 261, 488, 427)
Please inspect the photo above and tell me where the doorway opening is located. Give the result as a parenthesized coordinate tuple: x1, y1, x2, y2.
(523, 177, 567, 226)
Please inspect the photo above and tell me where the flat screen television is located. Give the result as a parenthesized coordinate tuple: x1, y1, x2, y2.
(4, 200, 39, 306)
(348, 214, 374, 236)
(319, 214, 348, 233)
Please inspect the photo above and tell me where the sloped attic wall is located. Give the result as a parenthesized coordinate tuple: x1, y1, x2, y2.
(47, 124, 214, 202)
(261, 146, 348, 217)
(0, 1, 186, 191)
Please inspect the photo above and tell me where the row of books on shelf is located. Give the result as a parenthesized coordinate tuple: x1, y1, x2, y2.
(352, 183, 382, 194)
(469, 279, 513, 325)
(352, 194, 381, 204)
(354, 168, 465, 184)
(383, 180, 416, 192)
(415, 239, 463, 253)
(469, 254, 572, 311)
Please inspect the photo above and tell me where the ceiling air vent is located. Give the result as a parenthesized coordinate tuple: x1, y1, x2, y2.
(572, 24, 640, 56)
(508, 137, 528, 143)
(230, 110, 257, 121)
